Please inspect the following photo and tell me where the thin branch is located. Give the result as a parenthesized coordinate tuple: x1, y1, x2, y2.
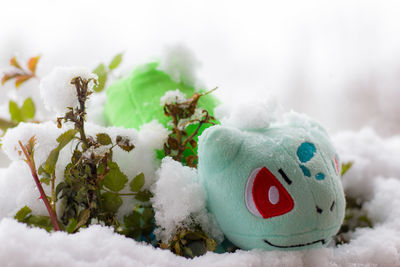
(18, 141, 61, 231)
(0, 118, 17, 131)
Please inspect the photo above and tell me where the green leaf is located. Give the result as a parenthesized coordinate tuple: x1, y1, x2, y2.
(15, 206, 32, 221)
(55, 181, 67, 201)
(103, 161, 128, 192)
(142, 207, 154, 223)
(9, 100, 23, 122)
(57, 129, 78, 147)
(93, 63, 107, 92)
(96, 133, 112, 146)
(66, 218, 78, 233)
(43, 129, 78, 174)
(20, 97, 35, 120)
(43, 149, 60, 174)
(101, 192, 122, 213)
(129, 173, 145, 193)
(76, 209, 91, 229)
(108, 53, 123, 70)
(15, 206, 54, 232)
(39, 177, 51, 185)
(24, 215, 54, 232)
(124, 210, 141, 228)
(135, 190, 152, 202)
(341, 162, 354, 176)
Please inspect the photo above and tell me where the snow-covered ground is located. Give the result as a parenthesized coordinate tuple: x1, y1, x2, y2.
(1, 122, 400, 266)
(2, 1, 400, 266)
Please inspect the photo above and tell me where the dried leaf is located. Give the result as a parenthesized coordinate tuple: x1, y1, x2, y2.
(27, 56, 40, 73)
(189, 139, 197, 149)
(10, 56, 22, 69)
(167, 137, 179, 150)
(15, 74, 33, 88)
(1, 73, 19, 85)
(116, 136, 135, 152)
(185, 155, 197, 167)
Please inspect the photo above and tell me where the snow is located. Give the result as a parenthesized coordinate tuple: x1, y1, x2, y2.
(2, 86, 400, 266)
(214, 96, 282, 130)
(160, 89, 187, 106)
(39, 67, 97, 115)
(2, 126, 400, 266)
(151, 157, 223, 243)
(1, 121, 62, 165)
(158, 45, 202, 89)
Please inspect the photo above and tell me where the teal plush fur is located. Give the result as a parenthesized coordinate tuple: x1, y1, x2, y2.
(198, 113, 346, 250)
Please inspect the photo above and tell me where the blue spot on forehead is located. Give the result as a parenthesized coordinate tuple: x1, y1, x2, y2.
(315, 173, 325, 180)
(297, 142, 316, 163)
(299, 165, 311, 177)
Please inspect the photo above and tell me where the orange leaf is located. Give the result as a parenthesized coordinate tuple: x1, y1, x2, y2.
(1, 73, 19, 85)
(10, 56, 22, 69)
(15, 75, 33, 88)
(27, 56, 40, 74)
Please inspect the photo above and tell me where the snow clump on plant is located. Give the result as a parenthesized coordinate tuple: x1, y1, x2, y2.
(39, 67, 97, 114)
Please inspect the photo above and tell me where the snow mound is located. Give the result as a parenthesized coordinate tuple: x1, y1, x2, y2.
(151, 157, 223, 243)
(214, 96, 281, 130)
(1, 121, 62, 165)
(39, 67, 97, 114)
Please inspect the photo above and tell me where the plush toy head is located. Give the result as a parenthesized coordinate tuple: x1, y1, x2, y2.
(198, 113, 345, 250)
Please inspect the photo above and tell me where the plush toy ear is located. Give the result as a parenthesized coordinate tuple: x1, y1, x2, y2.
(198, 125, 243, 172)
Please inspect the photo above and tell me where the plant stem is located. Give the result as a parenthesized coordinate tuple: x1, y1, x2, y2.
(18, 141, 61, 231)
(0, 118, 17, 131)
(51, 172, 57, 216)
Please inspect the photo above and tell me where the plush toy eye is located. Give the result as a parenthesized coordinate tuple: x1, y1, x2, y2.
(245, 167, 294, 219)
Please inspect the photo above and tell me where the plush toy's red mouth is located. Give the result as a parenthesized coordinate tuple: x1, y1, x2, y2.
(264, 238, 325, 248)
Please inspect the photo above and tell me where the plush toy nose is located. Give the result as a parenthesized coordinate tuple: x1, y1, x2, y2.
(315, 201, 335, 214)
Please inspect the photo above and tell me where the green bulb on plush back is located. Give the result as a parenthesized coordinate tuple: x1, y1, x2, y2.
(104, 62, 218, 130)
(104, 62, 219, 161)
(198, 113, 346, 250)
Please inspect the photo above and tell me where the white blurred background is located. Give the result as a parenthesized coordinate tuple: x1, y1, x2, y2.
(2, 0, 400, 136)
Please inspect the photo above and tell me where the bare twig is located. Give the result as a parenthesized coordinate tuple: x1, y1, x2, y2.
(18, 140, 61, 231)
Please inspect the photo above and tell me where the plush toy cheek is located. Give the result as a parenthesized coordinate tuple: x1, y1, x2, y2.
(245, 167, 294, 219)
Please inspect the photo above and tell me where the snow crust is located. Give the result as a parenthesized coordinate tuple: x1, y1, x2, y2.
(39, 67, 97, 114)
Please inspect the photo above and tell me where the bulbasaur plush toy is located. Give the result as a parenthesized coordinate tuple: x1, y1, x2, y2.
(198, 115, 346, 250)
(104, 60, 345, 251)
